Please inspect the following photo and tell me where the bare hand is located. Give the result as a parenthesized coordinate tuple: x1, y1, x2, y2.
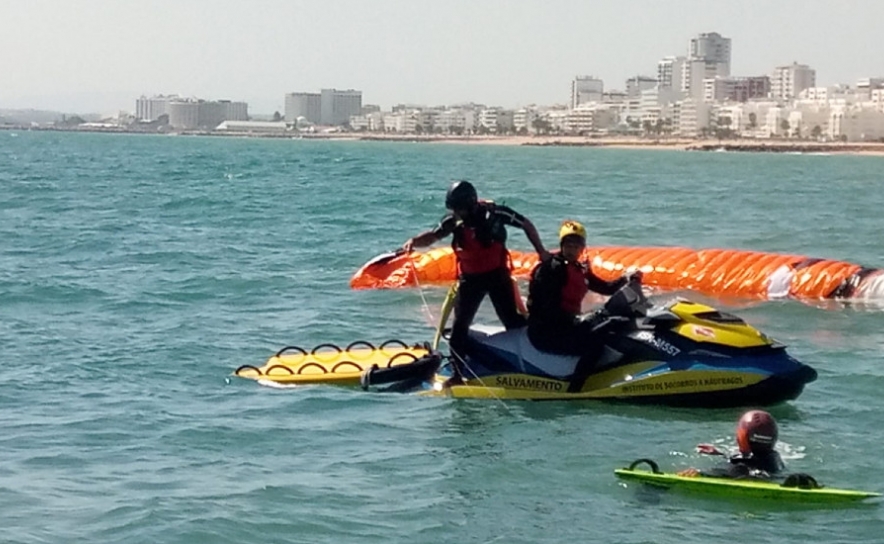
(402, 238, 415, 253)
(696, 443, 724, 456)
(676, 468, 701, 477)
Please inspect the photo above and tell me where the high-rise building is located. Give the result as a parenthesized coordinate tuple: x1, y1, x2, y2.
(136, 95, 179, 121)
(771, 63, 816, 101)
(689, 32, 731, 74)
(163, 98, 248, 129)
(657, 56, 686, 93)
(571, 76, 604, 109)
(284, 92, 321, 124)
(320, 89, 363, 126)
(684, 32, 731, 102)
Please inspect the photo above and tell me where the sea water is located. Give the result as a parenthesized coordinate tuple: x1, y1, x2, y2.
(2, 131, 883, 543)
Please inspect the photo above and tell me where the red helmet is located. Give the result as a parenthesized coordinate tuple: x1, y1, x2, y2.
(736, 410, 778, 454)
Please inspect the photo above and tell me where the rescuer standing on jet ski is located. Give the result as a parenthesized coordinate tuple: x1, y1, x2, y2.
(402, 181, 548, 363)
(527, 220, 636, 392)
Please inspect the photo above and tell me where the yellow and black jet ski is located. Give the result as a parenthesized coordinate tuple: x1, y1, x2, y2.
(362, 279, 818, 406)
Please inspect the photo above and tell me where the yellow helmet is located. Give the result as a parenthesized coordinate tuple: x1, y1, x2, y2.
(559, 220, 587, 242)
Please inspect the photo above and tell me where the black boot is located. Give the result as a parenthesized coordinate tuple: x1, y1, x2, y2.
(567, 343, 604, 393)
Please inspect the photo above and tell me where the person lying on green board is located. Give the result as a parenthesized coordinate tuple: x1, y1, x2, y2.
(678, 410, 785, 479)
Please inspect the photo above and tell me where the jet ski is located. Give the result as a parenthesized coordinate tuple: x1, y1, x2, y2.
(363, 279, 818, 407)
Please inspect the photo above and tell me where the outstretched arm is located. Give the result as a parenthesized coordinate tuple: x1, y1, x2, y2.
(403, 214, 455, 252)
(403, 230, 441, 253)
(585, 266, 627, 296)
(521, 218, 549, 260)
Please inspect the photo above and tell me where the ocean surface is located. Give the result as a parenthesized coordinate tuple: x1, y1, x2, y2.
(2, 131, 883, 544)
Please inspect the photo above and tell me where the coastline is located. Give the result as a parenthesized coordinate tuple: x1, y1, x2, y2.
(3, 125, 884, 156)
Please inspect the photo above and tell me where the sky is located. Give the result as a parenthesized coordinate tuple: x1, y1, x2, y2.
(2, 0, 883, 114)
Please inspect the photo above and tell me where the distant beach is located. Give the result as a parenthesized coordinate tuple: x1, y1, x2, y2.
(4, 125, 884, 155)
(347, 133, 884, 156)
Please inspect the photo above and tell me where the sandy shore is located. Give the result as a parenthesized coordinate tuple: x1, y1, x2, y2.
(6, 125, 883, 155)
(353, 133, 884, 156)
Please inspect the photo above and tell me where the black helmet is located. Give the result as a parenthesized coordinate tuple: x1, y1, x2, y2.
(445, 180, 478, 210)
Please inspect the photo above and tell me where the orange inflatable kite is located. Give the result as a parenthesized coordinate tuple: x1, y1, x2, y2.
(350, 247, 884, 301)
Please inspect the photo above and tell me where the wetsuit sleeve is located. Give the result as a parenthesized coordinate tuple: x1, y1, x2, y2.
(585, 266, 627, 296)
(702, 454, 778, 479)
(489, 204, 526, 229)
(430, 213, 457, 239)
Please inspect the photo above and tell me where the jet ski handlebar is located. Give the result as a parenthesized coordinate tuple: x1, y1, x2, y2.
(603, 275, 651, 318)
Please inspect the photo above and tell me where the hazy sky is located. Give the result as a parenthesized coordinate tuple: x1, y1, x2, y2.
(3, 0, 883, 114)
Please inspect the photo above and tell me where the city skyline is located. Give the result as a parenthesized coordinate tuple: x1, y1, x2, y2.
(3, 0, 884, 114)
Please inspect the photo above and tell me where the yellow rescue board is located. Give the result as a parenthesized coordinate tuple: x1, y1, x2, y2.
(234, 340, 430, 385)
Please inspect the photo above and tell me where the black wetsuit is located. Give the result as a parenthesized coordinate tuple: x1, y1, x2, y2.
(432, 202, 528, 359)
(527, 254, 626, 353)
(527, 254, 627, 392)
(702, 450, 785, 479)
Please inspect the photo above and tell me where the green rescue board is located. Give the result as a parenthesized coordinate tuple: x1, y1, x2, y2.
(615, 463, 880, 503)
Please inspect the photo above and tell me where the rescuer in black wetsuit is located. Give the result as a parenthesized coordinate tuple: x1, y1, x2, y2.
(402, 181, 548, 369)
(679, 410, 786, 479)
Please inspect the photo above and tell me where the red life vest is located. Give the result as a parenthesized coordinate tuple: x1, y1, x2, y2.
(560, 261, 588, 315)
(454, 226, 508, 274)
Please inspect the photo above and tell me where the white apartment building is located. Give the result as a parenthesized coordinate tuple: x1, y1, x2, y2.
(223, 101, 248, 122)
(765, 106, 788, 137)
(786, 104, 830, 139)
(348, 112, 384, 132)
(685, 58, 728, 102)
(382, 112, 417, 133)
(416, 110, 439, 132)
(564, 104, 618, 134)
(167, 100, 200, 129)
(477, 109, 515, 133)
(513, 108, 538, 133)
(703, 77, 736, 103)
(732, 100, 780, 137)
(771, 63, 816, 101)
(320, 89, 362, 126)
(829, 105, 884, 141)
(657, 56, 686, 93)
(626, 76, 657, 100)
(571, 76, 604, 108)
(285, 92, 321, 124)
(683, 32, 731, 102)
(872, 89, 884, 112)
(714, 104, 744, 133)
(544, 109, 570, 133)
(436, 109, 476, 134)
(638, 87, 679, 121)
(163, 98, 246, 129)
(135, 95, 179, 121)
(671, 99, 710, 137)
